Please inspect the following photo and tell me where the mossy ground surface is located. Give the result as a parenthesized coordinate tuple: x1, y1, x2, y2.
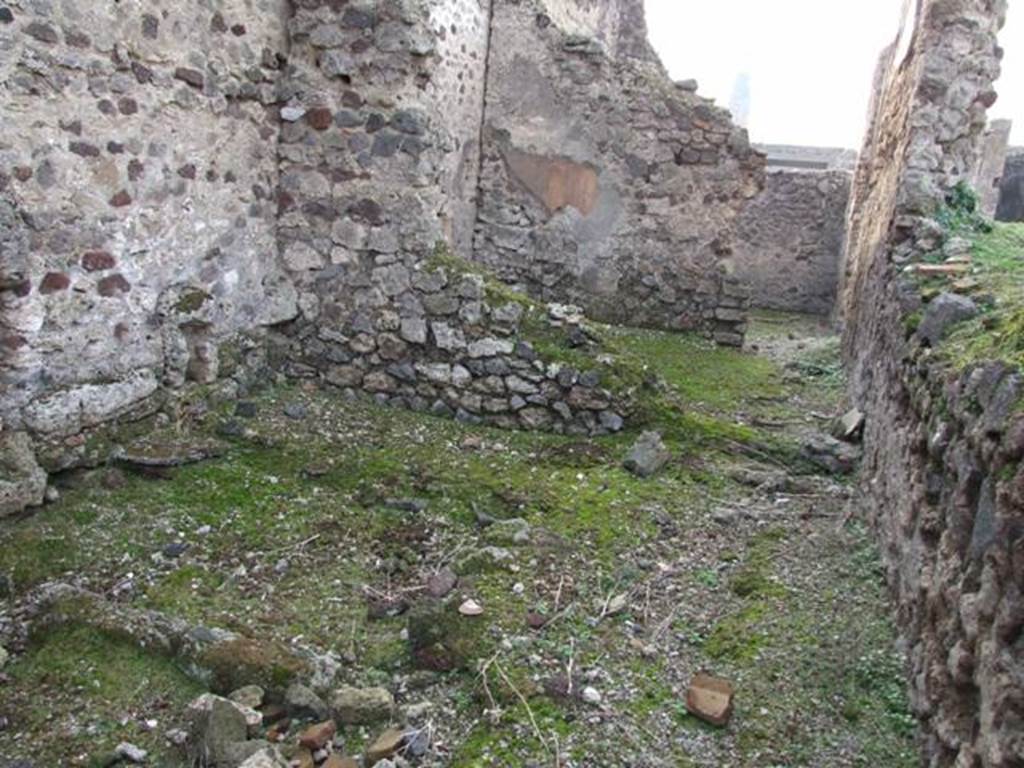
(942, 221, 1024, 373)
(0, 314, 915, 767)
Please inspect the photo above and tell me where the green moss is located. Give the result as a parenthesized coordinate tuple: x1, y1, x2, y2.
(904, 309, 923, 335)
(730, 528, 787, 598)
(611, 327, 784, 410)
(7, 626, 203, 763)
(198, 636, 309, 695)
(452, 697, 573, 766)
(407, 599, 492, 672)
(942, 222, 1024, 374)
(174, 288, 212, 313)
(703, 603, 769, 663)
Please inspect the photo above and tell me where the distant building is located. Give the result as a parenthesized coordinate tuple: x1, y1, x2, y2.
(754, 144, 858, 171)
(729, 73, 751, 128)
(996, 147, 1024, 222)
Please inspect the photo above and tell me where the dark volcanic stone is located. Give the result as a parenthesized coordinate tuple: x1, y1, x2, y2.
(162, 542, 189, 559)
(235, 401, 258, 418)
(341, 7, 376, 28)
(348, 198, 384, 225)
(69, 141, 100, 158)
(174, 67, 205, 89)
(141, 14, 159, 39)
(24, 21, 58, 43)
(282, 402, 307, 420)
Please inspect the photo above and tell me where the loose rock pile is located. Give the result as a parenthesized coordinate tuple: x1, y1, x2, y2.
(183, 685, 425, 768)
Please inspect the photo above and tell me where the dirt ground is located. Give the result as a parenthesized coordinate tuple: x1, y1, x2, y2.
(0, 312, 917, 767)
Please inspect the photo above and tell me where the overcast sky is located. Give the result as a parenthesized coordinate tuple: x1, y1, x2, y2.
(645, 0, 1024, 149)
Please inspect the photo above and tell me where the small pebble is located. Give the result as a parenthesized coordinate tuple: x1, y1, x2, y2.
(115, 742, 148, 764)
(162, 542, 189, 559)
(458, 599, 483, 616)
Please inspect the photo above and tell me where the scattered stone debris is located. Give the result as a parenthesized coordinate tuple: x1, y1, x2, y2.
(330, 686, 394, 725)
(916, 292, 979, 346)
(833, 407, 866, 443)
(114, 742, 148, 764)
(239, 747, 289, 767)
(297, 720, 336, 751)
(581, 686, 603, 706)
(282, 402, 308, 420)
(526, 611, 548, 630)
(685, 674, 735, 726)
(622, 431, 671, 477)
(229, 685, 265, 711)
(0, 430, 47, 517)
(189, 693, 263, 735)
(186, 695, 255, 766)
(365, 728, 404, 765)
(285, 683, 329, 722)
(482, 516, 531, 545)
(114, 438, 226, 468)
(726, 466, 790, 492)
(426, 567, 457, 598)
(801, 433, 861, 475)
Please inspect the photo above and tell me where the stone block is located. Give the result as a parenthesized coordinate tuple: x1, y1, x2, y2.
(685, 674, 735, 726)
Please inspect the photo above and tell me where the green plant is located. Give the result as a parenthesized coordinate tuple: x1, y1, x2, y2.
(935, 181, 992, 236)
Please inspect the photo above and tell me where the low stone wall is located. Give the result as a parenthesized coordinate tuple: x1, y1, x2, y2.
(271, 1, 627, 437)
(473, 0, 764, 344)
(733, 168, 851, 316)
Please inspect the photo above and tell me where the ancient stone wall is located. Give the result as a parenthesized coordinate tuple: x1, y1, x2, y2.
(532, 0, 654, 60)
(839, 2, 1020, 766)
(270, 0, 627, 436)
(734, 168, 851, 316)
(473, 0, 764, 344)
(0, 0, 760, 515)
(971, 119, 1012, 218)
(995, 147, 1024, 222)
(0, 0, 294, 450)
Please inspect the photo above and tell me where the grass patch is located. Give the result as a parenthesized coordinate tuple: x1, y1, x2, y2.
(4, 626, 203, 764)
(943, 222, 1024, 373)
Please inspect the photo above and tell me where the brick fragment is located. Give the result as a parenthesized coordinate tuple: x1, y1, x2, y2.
(685, 674, 734, 727)
(39, 272, 70, 294)
(82, 251, 116, 272)
(97, 273, 131, 296)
